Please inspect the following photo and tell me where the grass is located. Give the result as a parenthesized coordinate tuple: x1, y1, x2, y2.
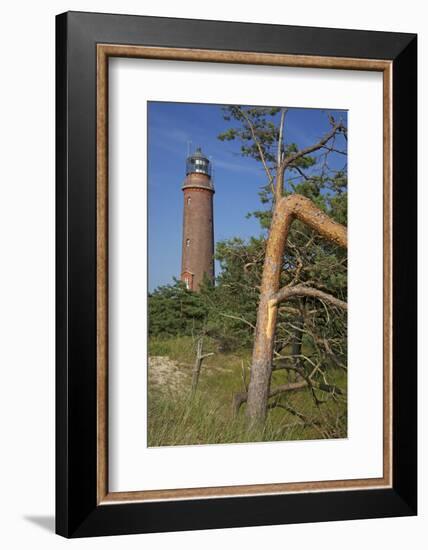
(148, 335, 347, 447)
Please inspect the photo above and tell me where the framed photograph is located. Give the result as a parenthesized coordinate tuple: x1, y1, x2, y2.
(56, 11, 417, 538)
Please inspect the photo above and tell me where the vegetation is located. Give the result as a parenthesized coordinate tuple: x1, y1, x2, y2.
(148, 337, 347, 446)
(148, 105, 348, 444)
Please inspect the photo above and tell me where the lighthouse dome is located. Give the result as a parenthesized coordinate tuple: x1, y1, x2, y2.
(186, 147, 212, 177)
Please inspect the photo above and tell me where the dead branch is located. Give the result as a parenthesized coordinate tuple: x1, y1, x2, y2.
(277, 107, 288, 167)
(240, 360, 249, 392)
(268, 400, 318, 427)
(233, 377, 343, 417)
(271, 284, 347, 310)
(233, 380, 307, 417)
(281, 121, 344, 171)
(191, 338, 214, 396)
(219, 312, 256, 330)
(238, 107, 274, 187)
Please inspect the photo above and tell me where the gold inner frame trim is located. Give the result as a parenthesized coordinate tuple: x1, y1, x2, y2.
(96, 43, 393, 505)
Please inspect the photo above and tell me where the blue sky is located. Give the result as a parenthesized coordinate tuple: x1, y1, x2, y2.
(148, 102, 347, 291)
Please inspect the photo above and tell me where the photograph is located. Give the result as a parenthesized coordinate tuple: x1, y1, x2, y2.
(0, 0, 421, 545)
(147, 101, 348, 447)
(50, 6, 417, 541)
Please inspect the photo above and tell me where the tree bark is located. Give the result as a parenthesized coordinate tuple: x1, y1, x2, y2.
(245, 194, 347, 428)
(191, 338, 214, 396)
(272, 284, 348, 310)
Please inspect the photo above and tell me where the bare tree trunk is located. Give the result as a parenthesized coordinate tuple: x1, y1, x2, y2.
(191, 337, 213, 396)
(245, 194, 347, 429)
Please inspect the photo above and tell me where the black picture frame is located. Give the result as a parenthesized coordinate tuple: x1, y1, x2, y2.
(56, 11, 417, 538)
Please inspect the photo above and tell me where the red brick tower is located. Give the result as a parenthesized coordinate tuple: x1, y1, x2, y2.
(181, 147, 215, 291)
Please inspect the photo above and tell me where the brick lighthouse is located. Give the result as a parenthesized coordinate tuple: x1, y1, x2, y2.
(181, 147, 215, 291)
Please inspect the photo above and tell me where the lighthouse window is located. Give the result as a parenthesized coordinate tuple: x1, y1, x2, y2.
(187, 197, 191, 205)
(186, 239, 190, 247)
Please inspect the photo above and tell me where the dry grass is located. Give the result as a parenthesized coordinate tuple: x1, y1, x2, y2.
(147, 336, 347, 447)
